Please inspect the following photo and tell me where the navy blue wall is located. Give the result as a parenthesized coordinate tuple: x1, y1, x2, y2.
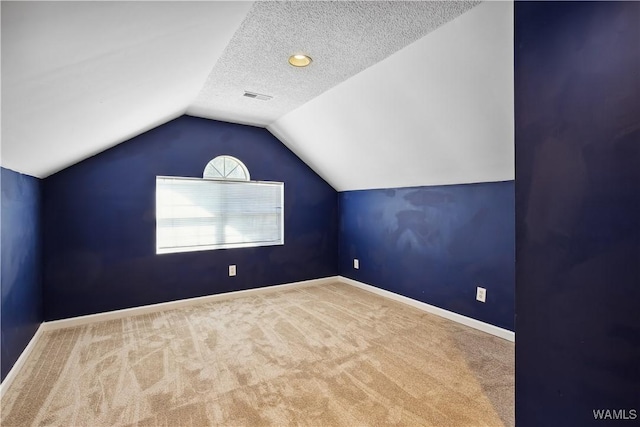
(43, 116, 338, 320)
(515, 2, 640, 425)
(339, 181, 515, 330)
(1, 167, 43, 382)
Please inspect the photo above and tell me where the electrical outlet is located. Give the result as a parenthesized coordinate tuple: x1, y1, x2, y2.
(229, 265, 236, 277)
(476, 286, 486, 303)
(354, 259, 359, 269)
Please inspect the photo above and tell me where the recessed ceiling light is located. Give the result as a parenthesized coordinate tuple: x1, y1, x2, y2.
(288, 54, 312, 68)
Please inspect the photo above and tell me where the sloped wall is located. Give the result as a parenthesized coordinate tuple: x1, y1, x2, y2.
(339, 181, 515, 330)
(269, 1, 514, 192)
(515, 2, 640, 425)
(42, 116, 338, 320)
(1, 168, 43, 381)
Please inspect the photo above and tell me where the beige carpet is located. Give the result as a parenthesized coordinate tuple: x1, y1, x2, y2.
(1, 282, 514, 426)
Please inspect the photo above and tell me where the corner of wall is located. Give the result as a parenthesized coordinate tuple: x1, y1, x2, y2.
(0, 167, 44, 382)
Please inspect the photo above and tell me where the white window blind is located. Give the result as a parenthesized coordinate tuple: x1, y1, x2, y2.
(156, 176, 284, 254)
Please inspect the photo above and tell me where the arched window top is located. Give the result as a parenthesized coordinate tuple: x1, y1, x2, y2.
(203, 155, 250, 181)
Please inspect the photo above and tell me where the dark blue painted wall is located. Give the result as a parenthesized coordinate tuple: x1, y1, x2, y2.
(43, 116, 338, 320)
(339, 181, 515, 330)
(1, 167, 43, 382)
(515, 2, 640, 425)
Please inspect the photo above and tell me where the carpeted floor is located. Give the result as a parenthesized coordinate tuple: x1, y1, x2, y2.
(1, 282, 514, 426)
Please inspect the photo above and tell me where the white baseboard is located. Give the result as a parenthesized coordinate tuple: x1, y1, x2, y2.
(42, 276, 340, 331)
(338, 276, 515, 342)
(0, 324, 44, 399)
(0, 277, 337, 397)
(1, 275, 512, 398)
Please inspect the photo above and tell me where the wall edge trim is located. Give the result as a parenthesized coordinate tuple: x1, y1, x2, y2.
(41, 277, 340, 331)
(0, 324, 45, 399)
(338, 276, 515, 342)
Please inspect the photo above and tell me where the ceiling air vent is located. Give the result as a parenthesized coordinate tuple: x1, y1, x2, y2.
(243, 91, 272, 101)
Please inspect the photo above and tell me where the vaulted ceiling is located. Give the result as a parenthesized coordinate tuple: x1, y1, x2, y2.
(1, 1, 513, 191)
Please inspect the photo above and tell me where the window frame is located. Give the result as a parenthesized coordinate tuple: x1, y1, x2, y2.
(203, 155, 251, 181)
(155, 175, 284, 255)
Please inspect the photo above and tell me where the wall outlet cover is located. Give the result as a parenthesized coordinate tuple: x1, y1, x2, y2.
(476, 286, 486, 303)
(229, 265, 237, 276)
(354, 259, 359, 269)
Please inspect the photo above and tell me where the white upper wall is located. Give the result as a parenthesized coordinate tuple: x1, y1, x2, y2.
(269, 1, 514, 192)
(1, 1, 252, 177)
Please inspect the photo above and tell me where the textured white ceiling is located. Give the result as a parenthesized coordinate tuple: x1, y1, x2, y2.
(269, 1, 514, 191)
(1, 1, 252, 177)
(187, 0, 478, 126)
(2, 1, 514, 191)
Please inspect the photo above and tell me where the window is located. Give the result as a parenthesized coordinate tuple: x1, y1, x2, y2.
(156, 157, 283, 254)
(203, 155, 250, 181)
